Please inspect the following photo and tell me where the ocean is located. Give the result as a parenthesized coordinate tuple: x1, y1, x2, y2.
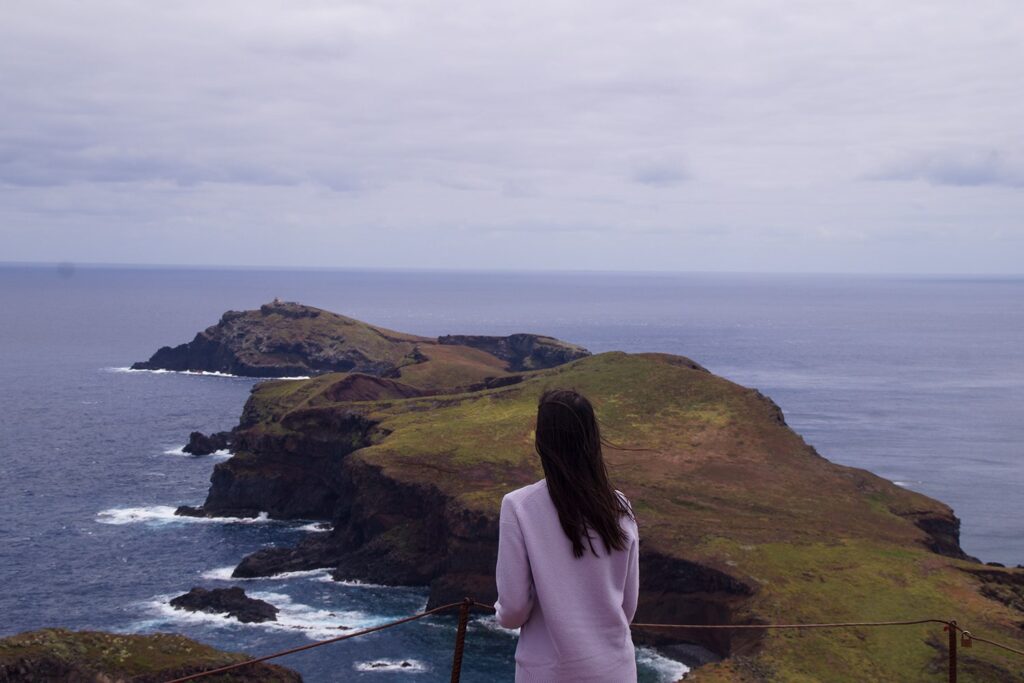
(1, 264, 1021, 682)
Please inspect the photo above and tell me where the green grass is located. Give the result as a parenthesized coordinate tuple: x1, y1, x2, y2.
(0, 628, 296, 681)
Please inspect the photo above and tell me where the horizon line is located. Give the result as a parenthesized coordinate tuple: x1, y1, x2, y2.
(1, 259, 1022, 279)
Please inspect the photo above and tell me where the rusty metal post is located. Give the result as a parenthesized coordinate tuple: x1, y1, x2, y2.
(947, 620, 958, 683)
(450, 597, 473, 683)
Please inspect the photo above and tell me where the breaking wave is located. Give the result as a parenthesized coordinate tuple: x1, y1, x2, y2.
(107, 367, 310, 380)
(140, 590, 391, 640)
(636, 646, 690, 681)
(163, 445, 231, 458)
(96, 506, 271, 526)
(315, 575, 391, 589)
(354, 659, 428, 673)
(201, 566, 333, 582)
(473, 614, 518, 636)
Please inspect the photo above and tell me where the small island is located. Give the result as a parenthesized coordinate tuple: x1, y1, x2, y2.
(131, 299, 589, 378)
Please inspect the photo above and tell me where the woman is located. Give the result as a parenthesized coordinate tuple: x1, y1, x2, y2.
(494, 388, 640, 682)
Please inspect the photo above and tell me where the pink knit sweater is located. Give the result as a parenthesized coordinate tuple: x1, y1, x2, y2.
(493, 479, 640, 682)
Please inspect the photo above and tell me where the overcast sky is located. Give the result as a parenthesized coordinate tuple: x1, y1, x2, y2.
(2, 1, 1022, 273)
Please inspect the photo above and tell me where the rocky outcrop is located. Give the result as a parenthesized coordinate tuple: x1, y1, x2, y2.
(0, 629, 301, 682)
(183, 430, 232, 455)
(180, 408, 383, 520)
(132, 301, 590, 378)
(170, 586, 279, 623)
(897, 508, 978, 561)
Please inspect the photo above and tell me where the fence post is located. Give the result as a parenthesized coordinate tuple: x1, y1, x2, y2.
(947, 619, 958, 683)
(450, 597, 473, 683)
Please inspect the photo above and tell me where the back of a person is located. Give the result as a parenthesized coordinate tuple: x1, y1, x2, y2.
(494, 389, 640, 682)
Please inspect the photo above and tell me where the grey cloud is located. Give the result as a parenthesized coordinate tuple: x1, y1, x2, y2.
(870, 149, 1024, 188)
(631, 165, 689, 187)
(0, 144, 301, 188)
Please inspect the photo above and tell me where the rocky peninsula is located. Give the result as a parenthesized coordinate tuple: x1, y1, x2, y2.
(154, 302, 1024, 680)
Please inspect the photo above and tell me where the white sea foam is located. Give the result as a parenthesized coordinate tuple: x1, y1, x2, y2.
(473, 614, 519, 636)
(297, 521, 331, 532)
(108, 367, 240, 378)
(144, 590, 385, 640)
(96, 506, 272, 526)
(354, 659, 428, 673)
(163, 446, 232, 459)
(636, 646, 690, 681)
(316, 575, 390, 588)
(200, 566, 239, 581)
(107, 367, 310, 380)
(201, 566, 333, 582)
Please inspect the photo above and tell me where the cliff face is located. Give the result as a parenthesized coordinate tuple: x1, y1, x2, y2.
(0, 629, 301, 682)
(173, 310, 1024, 681)
(132, 300, 589, 379)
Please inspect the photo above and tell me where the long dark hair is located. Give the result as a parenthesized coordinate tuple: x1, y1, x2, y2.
(534, 388, 634, 558)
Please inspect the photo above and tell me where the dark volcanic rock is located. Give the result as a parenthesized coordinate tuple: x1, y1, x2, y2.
(174, 504, 261, 519)
(178, 405, 386, 520)
(962, 568, 1024, 613)
(170, 586, 279, 623)
(233, 534, 343, 579)
(183, 430, 232, 455)
(898, 508, 978, 561)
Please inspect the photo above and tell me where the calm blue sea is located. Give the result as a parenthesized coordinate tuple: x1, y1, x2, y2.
(1, 265, 1021, 682)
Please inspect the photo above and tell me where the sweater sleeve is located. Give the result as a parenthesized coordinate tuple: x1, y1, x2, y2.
(622, 525, 639, 623)
(494, 494, 535, 629)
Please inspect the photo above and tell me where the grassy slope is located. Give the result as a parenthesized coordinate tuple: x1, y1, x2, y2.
(221, 305, 427, 370)
(0, 628, 298, 681)
(245, 351, 1024, 681)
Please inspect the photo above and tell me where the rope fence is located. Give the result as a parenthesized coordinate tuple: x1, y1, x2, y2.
(163, 598, 1023, 683)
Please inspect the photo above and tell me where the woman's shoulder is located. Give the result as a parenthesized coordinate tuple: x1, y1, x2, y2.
(505, 478, 546, 500)
(500, 479, 548, 513)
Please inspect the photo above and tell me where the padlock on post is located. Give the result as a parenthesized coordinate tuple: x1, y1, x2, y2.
(960, 631, 972, 648)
